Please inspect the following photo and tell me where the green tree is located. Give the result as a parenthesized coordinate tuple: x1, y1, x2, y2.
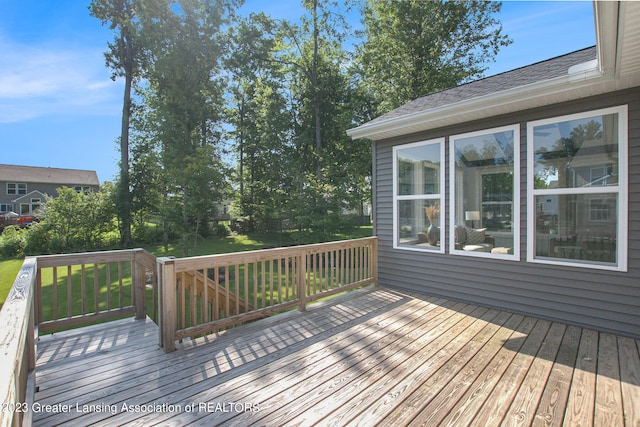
(358, 0, 511, 114)
(140, 0, 239, 251)
(41, 187, 116, 252)
(128, 109, 163, 238)
(266, 0, 369, 237)
(89, 0, 165, 246)
(226, 14, 299, 232)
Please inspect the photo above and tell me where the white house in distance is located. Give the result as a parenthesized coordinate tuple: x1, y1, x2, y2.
(348, 2, 640, 338)
(0, 164, 100, 215)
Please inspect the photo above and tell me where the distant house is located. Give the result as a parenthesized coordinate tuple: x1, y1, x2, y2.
(348, 2, 640, 337)
(0, 164, 100, 215)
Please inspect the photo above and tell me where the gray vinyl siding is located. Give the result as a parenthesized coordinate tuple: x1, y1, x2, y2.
(374, 87, 640, 338)
(0, 182, 99, 210)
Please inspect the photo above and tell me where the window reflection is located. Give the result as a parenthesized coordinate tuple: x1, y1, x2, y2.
(533, 114, 619, 189)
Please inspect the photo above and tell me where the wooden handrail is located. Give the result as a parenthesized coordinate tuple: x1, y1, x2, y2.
(0, 238, 378, 423)
(35, 248, 156, 333)
(159, 237, 378, 352)
(0, 257, 37, 427)
(0, 249, 156, 426)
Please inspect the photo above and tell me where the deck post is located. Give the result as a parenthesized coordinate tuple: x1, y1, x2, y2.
(297, 253, 307, 312)
(160, 258, 177, 353)
(133, 250, 146, 320)
(372, 237, 378, 287)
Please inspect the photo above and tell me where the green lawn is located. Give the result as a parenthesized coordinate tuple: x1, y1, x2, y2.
(0, 259, 24, 308)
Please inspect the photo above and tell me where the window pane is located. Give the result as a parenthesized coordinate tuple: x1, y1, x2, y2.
(397, 144, 441, 195)
(453, 129, 516, 253)
(482, 172, 513, 232)
(533, 113, 619, 189)
(534, 194, 617, 264)
(398, 199, 441, 249)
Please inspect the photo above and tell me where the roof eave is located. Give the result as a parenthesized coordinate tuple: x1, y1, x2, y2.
(347, 66, 605, 141)
(347, 1, 624, 142)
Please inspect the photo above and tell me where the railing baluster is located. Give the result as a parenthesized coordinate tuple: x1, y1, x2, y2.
(253, 262, 258, 309)
(261, 261, 266, 308)
(224, 265, 230, 318)
(244, 262, 249, 313)
(286, 257, 291, 302)
(269, 260, 274, 306)
(118, 261, 123, 309)
(105, 263, 112, 312)
(203, 269, 209, 324)
(81, 264, 86, 315)
(52, 267, 58, 321)
(213, 267, 219, 321)
(94, 263, 99, 314)
(180, 272, 186, 330)
(129, 260, 134, 308)
(234, 264, 240, 315)
(278, 257, 283, 304)
(190, 271, 196, 328)
(67, 265, 72, 319)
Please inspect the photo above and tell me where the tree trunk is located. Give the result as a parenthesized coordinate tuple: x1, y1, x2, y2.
(120, 69, 133, 246)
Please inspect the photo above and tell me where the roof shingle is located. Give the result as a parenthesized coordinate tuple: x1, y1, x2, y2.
(367, 47, 597, 126)
(0, 164, 100, 186)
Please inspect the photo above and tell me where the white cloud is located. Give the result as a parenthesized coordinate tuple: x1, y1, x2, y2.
(0, 37, 122, 123)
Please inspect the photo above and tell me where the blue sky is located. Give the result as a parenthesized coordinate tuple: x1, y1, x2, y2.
(0, 1, 595, 184)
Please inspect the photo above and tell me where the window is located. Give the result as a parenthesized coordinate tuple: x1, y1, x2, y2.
(450, 125, 519, 259)
(527, 105, 627, 271)
(0, 204, 13, 212)
(393, 139, 444, 252)
(7, 183, 27, 195)
(74, 186, 92, 193)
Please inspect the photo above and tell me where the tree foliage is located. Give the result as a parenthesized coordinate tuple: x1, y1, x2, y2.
(358, 0, 511, 114)
(88, 0, 511, 246)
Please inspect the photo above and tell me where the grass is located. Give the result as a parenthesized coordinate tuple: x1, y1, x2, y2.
(0, 258, 24, 308)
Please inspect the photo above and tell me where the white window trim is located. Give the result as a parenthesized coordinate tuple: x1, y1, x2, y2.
(393, 138, 445, 253)
(449, 124, 521, 261)
(7, 182, 27, 195)
(526, 105, 628, 272)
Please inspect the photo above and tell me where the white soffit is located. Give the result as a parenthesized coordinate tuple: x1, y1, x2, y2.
(348, 1, 640, 141)
(616, 2, 640, 86)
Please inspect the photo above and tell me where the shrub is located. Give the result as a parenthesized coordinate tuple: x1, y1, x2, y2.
(23, 222, 51, 255)
(214, 223, 231, 238)
(133, 223, 164, 244)
(0, 226, 25, 258)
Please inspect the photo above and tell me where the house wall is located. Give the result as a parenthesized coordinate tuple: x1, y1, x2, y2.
(374, 87, 640, 338)
(0, 182, 98, 213)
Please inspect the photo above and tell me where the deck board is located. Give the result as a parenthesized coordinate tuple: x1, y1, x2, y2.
(31, 286, 640, 426)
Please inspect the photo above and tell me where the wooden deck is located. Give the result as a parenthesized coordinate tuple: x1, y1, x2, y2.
(32, 286, 640, 426)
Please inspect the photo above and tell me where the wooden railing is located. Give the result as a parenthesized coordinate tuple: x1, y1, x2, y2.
(0, 238, 377, 425)
(0, 248, 156, 427)
(35, 249, 157, 333)
(0, 258, 36, 427)
(158, 237, 378, 352)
